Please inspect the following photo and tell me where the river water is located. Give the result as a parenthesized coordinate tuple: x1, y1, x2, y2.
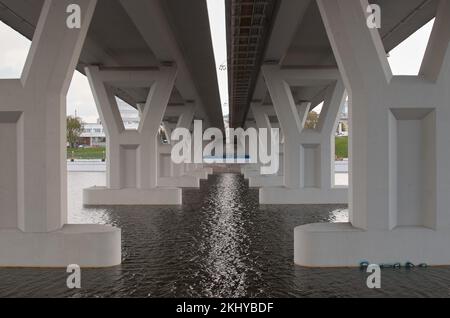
(0, 172, 449, 298)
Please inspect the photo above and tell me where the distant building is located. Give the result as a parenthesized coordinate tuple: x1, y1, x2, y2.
(79, 122, 106, 147)
(336, 100, 349, 136)
(224, 113, 230, 141)
(78, 100, 140, 147)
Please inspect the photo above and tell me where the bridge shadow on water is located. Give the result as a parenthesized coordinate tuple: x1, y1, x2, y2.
(0, 172, 449, 297)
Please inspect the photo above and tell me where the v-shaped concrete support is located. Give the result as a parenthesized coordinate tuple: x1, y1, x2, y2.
(157, 102, 207, 187)
(0, 0, 120, 267)
(258, 65, 347, 204)
(83, 65, 184, 205)
(295, 0, 450, 267)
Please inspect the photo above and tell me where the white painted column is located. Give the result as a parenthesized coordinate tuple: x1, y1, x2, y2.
(243, 103, 283, 187)
(165, 105, 190, 178)
(165, 122, 177, 144)
(262, 66, 302, 189)
(294, 0, 450, 267)
(83, 65, 183, 204)
(178, 104, 213, 180)
(158, 121, 175, 179)
(251, 102, 287, 163)
(259, 65, 347, 204)
(157, 103, 202, 186)
(0, 0, 120, 267)
(177, 102, 195, 175)
(251, 103, 272, 153)
(177, 102, 195, 131)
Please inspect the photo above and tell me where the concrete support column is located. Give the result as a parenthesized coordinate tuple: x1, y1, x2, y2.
(157, 103, 203, 187)
(177, 102, 195, 131)
(243, 103, 284, 188)
(294, 0, 450, 267)
(178, 105, 213, 180)
(262, 68, 302, 189)
(83, 65, 183, 205)
(0, 0, 120, 267)
(176, 102, 195, 175)
(259, 65, 347, 204)
(158, 121, 175, 182)
(164, 121, 176, 144)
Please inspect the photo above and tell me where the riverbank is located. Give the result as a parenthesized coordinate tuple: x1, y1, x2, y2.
(67, 159, 350, 173)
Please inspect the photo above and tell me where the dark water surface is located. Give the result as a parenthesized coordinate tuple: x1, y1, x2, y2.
(1, 172, 450, 298)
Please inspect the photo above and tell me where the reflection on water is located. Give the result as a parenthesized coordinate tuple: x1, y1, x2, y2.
(1, 172, 450, 297)
(68, 172, 111, 225)
(198, 173, 250, 297)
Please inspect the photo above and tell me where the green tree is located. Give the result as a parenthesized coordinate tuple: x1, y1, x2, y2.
(305, 111, 319, 129)
(67, 116, 83, 148)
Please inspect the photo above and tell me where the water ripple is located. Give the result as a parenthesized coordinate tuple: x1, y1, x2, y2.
(0, 172, 449, 297)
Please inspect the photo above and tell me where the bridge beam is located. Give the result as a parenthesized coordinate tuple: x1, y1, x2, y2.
(243, 103, 284, 188)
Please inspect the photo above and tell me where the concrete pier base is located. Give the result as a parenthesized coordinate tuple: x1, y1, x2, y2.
(0, 225, 121, 267)
(295, 223, 450, 267)
(158, 176, 200, 188)
(242, 167, 261, 179)
(260, 187, 347, 204)
(185, 167, 213, 180)
(83, 187, 181, 205)
(249, 175, 283, 188)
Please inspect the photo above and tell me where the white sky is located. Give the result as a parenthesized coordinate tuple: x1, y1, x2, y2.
(0, 12, 435, 124)
(207, 0, 229, 121)
(388, 18, 435, 75)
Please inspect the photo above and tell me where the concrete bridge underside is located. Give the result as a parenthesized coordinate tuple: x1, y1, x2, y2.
(229, 0, 450, 267)
(0, 0, 222, 267)
(1, 0, 450, 268)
